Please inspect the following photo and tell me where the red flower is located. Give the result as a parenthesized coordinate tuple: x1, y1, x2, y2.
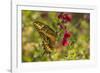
(64, 31, 71, 38)
(58, 13, 72, 23)
(62, 39, 69, 46)
(63, 14, 72, 22)
(59, 24, 64, 29)
(62, 31, 71, 46)
(58, 12, 63, 19)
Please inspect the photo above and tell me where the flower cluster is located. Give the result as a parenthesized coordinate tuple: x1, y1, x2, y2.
(58, 13, 72, 46)
(58, 13, 72, 23)
(62, 31, 71, 46)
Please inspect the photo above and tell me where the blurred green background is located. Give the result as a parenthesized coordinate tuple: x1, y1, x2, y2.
(22, 10, 90, 62)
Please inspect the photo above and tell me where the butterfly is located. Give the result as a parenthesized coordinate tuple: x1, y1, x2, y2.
(33, 21, 57, 53)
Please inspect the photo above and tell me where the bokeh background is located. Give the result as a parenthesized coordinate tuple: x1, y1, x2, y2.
(22, 10, 90, 62)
